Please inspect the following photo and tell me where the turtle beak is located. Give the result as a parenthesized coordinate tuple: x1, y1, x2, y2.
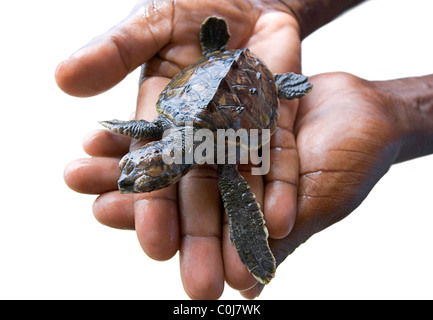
(118, 171, 155, 193)
(117, 150, 159, 193)
(117, 153, 147, 193)
(117, 175, 137, 193)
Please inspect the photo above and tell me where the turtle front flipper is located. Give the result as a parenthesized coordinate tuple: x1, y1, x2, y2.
(274, 72, 313, 100)
(217, 164, 276, 284)
(99, 116, 170, 140)
(200, 16, 231, 56)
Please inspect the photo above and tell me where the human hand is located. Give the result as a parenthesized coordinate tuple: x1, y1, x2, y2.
(243, 72, 433, 298)
(59, 0, 303, 299)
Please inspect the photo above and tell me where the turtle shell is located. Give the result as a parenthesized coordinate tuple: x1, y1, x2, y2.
(156, 49, 279, 137)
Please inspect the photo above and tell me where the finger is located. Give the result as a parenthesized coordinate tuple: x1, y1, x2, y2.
(93, 191, 135, 230)
(123, 74, 180, 262)
(222, 166, 262, 291)
(64, 157, 119, 194)
(83, 129, 131, 158)
(55, 2, 174, 97)
(240, 282, 265, 300)
(246, 11, 301, 73)
(134, 188, 179, 261)
(263, 125, 299, 239)
(136, 76, 170, 121)
(180, 236, 224, 300)
(245, 12, 300, 240)
(178, 166, 224, 300)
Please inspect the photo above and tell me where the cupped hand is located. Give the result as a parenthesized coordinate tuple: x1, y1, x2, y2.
(244, 72, 407, 297)
(59, 0, 303, 299)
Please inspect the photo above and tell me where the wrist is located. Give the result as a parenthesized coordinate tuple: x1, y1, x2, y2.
(276, 0, 366, 39)
(374, 75, 433, 163)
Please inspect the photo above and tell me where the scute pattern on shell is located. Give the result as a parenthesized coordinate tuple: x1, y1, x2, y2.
(156, 48, 279, 135)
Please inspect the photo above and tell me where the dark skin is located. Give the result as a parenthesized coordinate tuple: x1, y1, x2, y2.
(58, 0, 433, 299)
(59, 0, 303, 299)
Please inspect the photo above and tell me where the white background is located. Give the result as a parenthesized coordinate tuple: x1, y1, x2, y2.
(0, 0, 432, 300)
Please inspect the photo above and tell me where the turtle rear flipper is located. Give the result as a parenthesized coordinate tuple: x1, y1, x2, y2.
(218, 164, 276, 284)
(275, 72, 312, 100)
(200, 16, 231, 56)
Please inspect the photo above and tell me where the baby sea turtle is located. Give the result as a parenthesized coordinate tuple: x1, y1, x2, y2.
(100, 17, 312, 284)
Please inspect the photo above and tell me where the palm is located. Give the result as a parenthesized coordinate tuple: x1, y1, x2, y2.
(237, 73, 403, 297)
(294, 73, 401, 237)
(139, 1, 295, 76)
(59, 0, 302, 299)
(133, 1, 302, 299)
(240, 73, 403, 298)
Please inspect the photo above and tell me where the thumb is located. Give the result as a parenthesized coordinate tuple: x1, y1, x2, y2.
(55, 1, 174, 97)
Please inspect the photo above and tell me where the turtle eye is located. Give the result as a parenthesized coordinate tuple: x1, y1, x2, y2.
(119, 155, 130, 172)
(119, 153, 141, 176)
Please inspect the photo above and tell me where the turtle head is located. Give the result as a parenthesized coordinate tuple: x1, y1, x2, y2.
(117, 142, 191, 193)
